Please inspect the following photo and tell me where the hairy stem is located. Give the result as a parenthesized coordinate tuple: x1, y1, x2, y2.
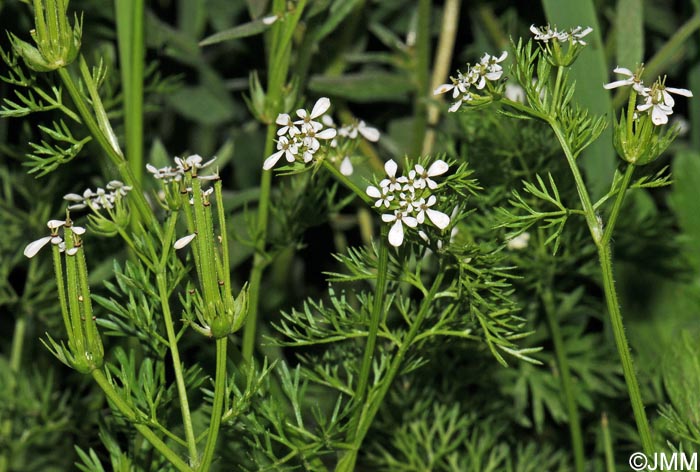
(549, 121, 653, 454)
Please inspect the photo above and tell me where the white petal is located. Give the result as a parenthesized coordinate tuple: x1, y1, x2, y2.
(387, 220, 404, 247)
(384, 159, 398, 178)
(426, 209, 450, 229)
(358, 123, 380, 142)
(496, 51, 508, 62)
(651, 107, 669, 125)
(310, 97, 331, 118)
(47, 219, 66, 229)
(433, 83, 454, 95)
(146, 163, 159, 173)
(381, 213, 396, 223)
(340, 157, 353, 176)
(174, 233, 197, 249)
(366, 186, 382, 198)
(71, 226, 86, 235)
(24, 236, 52, 258)
(262, 15, 278, 25)
(63, 193, 84, 202)
(427, 159, 449, 177)
(263, 150, 285, 170)
(603, 79, 632, 90)
(448, 100, 462, 112)
(66, 247, 79, 256)
(276, 113, 290, 125)
(316, 128, 337, 140)
(666, 86, 693, 98)
(402, 216, 418, 228)
(612, 66, 633, 76)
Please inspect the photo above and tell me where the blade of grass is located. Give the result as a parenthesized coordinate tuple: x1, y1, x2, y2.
(542, 0, 615, 199)
(615, 0, 644, 68)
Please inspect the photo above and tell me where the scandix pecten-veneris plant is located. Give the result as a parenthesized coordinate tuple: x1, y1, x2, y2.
(1, 0, 698, 470)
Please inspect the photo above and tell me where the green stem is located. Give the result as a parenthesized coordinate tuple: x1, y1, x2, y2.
(242, 0, 308, 362)
(601, 164, 635, 245)
(597, 241, 653, 454)
(155, 216, 198, 465)
(321, 159, 373, 205)
(56, 66, 155, 231)
(241, 124, 275, 363)
(601, 413, 616, 472)
(548, 122, 601, 243)
(115, 0, 145, 186)
(91, 369, 193, 472)
(199, 337, 228, 471)
(349, 229, 389, 424)
(549, 119, 652, 454)
(540, 279, 584, 472)
(410, 0, 431, 157)
(337, 272, 445, 471)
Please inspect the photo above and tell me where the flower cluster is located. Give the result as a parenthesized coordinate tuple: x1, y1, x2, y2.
(529, 25, 593, 45)
(530, 24, 593, 67)
(433, 51, 508, 112)
(263, 97, 337, 170)
(63, 180, 132, 211)
(24, 219, 85, 258)
(604, 67, 693, 126)
(366, 159, 451, 247)
(146, 154, 218, 182)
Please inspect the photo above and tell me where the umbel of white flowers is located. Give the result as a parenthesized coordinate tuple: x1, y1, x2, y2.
(264, 97, 380, 174)
(366, 159, 451, 247)
(433, 51, 508, 112)
(604, 67, 693, 126)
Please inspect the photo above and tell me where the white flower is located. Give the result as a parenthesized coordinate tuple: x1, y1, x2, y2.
(294, 97, 331, 132)
(63, 181, 131, 211)
(276, 113, 300, 137)
(24, 219, 78, 258)
(603, 67, 645, 93)
(414, 160, 449, 189)
(382, 210, 418, 247)
(174, 233, 197, 249)
(415, 195, 450, 229)
(473, 51, 508, 88)
(507, 232, 530, 250)
(569, 26, 593, 45)
(530, 24, 559, 42)
(379, 159, 403, 192)
(263, 136, 300, 170)
(339, 120, 380, 142)
(637, 82, 693, 126)
(366, 185, 394, 208)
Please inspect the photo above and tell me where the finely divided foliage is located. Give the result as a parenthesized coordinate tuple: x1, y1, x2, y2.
(1, 1, 698, 471)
